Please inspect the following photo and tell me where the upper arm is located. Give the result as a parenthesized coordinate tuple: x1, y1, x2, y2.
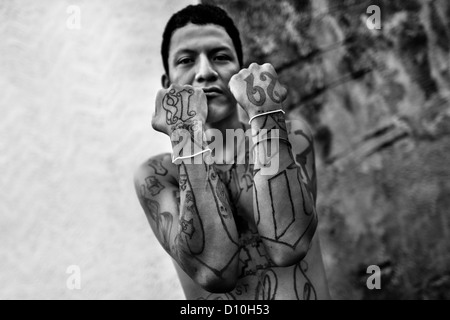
(133, 154, 180, 254)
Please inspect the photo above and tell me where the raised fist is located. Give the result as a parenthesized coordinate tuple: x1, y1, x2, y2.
(229, 63, 287, 118)
(152, 84, 208, 136)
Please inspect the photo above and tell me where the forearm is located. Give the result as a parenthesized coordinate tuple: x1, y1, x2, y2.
(171, 127, 240, 290)
(251, 112, 317, 266)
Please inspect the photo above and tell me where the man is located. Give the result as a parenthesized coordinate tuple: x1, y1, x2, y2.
(134, 4, 330, 300)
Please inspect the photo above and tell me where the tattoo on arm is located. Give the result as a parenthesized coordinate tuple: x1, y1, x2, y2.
(181, 189, 205, 255)
(252, 114, 317, 251)
(293, 129, 316, 200)
(294, 261, 317, 300)
(255, 269, 278, 300)
(144, 176, 165, 196)
(175, 163, 240, 278)
(147, 159, 168, 176)
(139, 186, 173, 252)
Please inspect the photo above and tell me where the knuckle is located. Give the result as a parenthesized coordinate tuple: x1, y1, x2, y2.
(249, 62, 259, 69)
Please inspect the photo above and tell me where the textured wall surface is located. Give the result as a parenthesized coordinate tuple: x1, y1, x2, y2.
(204, 0, 450, 299)
(0, 0, 195, 300)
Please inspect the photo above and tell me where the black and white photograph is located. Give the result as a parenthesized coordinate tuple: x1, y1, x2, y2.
(1, 0, 449, 303)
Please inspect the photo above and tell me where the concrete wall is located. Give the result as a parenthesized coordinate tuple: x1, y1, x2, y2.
(0, 0, 195, 300)
(203, 0, 450, 299)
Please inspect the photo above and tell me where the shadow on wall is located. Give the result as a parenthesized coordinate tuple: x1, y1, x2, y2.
(203, 0, 450, 299)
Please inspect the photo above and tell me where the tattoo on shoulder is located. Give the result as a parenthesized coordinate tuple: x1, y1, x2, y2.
(144, 176, 165, 196)
(147, 159, 168, 176)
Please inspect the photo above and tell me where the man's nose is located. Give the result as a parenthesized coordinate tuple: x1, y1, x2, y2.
(194, 55, 218, 83)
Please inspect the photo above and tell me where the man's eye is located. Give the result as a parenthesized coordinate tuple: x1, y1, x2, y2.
(214, 55, 231, 62)
(178, 58, 193, 65)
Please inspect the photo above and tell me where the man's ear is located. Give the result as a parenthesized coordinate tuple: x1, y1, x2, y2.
(161, 74, 170, 89)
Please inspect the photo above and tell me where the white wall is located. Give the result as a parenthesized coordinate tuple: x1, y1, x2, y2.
(0, 0, 195, 300)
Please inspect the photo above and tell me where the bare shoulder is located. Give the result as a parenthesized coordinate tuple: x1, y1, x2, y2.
(133, 153, 178, 186)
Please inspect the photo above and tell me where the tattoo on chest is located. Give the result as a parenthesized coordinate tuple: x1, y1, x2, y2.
(255, 269, 278, 300)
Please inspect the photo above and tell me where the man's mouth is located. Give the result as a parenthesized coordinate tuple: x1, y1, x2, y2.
(202, 87, 223, 98)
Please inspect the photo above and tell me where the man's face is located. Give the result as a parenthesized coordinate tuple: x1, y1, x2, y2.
(166, 23, 241, 124)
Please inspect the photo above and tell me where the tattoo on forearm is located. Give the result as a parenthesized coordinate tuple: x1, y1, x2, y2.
(216, 180, 233, 219)
(140, 187, 173, 252)
(293, 129, 316, 200)
(174, 190, 180, 213)
(206, 165, 239, 246)
(180, 217, 195, 239)
(294, 261, 317, 300)
(163, 88, 196, 125)
(182, 189, 205, 255)
(253, 114, 317, 250)
(176, 163, 240, 278)
(238, 230, 274, 278)
(254, 163, 316, 249)
(252, 113, 288, 168)
(179, 173, 188, 191)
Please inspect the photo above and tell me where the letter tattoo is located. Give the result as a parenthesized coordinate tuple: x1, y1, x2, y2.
(244, 73, 266, 106)
(162, 88, 196, 125)
(260, 72, 283, 103)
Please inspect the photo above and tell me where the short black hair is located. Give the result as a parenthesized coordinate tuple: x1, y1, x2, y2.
(161, 4, 243, 76)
